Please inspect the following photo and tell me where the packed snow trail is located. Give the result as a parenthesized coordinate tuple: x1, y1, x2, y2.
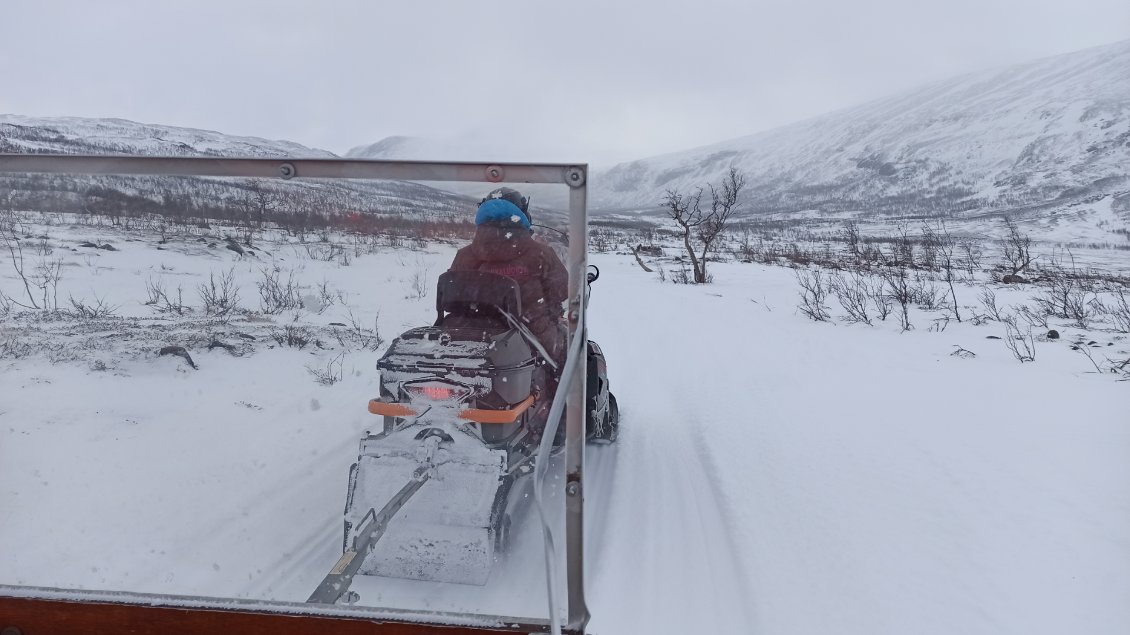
(587, 255, 1129, 635)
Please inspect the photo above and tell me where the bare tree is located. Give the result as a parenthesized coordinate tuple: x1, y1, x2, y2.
(831, 271, 872, 325)
(796, 270, 832, 322)
(198, 268, 241, 320)
(662, 167, 745, 284)
(924, 222, 961, 322)
(842, 221, 862, 259)
(1095, 285, 1130, 333)
(1000, 216, 1033, 276)
(1003, 315, 1036, 363)
(977, 286, 1005, 322)
(880, 267, 914, 331)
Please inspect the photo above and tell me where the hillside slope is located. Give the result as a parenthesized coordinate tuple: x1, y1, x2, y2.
(594, 39, 1130, 221)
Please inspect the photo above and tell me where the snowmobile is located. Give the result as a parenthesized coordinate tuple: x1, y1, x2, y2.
(321, 269, 617, 598)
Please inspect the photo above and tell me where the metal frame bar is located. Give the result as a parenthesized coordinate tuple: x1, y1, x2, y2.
(0, 154, 589, 634)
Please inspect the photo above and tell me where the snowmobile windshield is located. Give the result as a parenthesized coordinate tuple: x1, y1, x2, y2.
(0, 157, 590, 634)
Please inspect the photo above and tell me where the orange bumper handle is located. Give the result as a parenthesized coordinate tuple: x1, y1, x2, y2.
(368, 400, 418, 417)
(459, 395, 536, 424)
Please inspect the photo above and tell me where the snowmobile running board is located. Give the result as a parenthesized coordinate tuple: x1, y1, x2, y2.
(0, 154, 592, 635)
(308, 472, 432, 604)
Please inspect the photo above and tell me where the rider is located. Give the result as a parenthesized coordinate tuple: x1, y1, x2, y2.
(448, 187, 569, 370)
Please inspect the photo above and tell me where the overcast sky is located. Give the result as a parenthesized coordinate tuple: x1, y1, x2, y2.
(2, 0, 1127, 166)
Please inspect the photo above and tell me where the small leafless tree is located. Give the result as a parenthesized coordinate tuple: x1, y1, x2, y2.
(271, 324, 311, 349)
(410, 265, 430, 299)
(796, 270, 832, 322)
(257, 266, 304, 314)
(1003, 315, 1036, 363)
(336, 308, 385, 352)
(831, 271, 872, 325)
(307, 351, 346, 386)
(198, 268, 241, 320)
(149, 280, 189, 315)
(843, 221, 862, 259)
(662, 167, 745, 284)
(1001, 217, 1033, 276)
(68, 293, 119, 319)
(1095, 285, 1130, 332)
(1016, 304, 1049, 329)
(1, 221, 63, 311)
(870, 279, 893, 322)
(880, 267, 914, 331)
(959, 240, 983, 279)
(977, 286, 1005, 322)
(925, 222, 961, 322)
(1034, 272, 1096, 328)
(911, 274, 945, 311)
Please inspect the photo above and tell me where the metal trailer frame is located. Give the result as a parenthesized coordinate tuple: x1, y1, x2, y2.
(0, 155, 591, 635)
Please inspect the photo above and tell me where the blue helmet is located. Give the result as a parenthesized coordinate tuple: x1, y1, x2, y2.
(475, 187, 531, 228)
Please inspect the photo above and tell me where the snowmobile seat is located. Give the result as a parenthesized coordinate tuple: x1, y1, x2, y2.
(435, 270, 523, 327)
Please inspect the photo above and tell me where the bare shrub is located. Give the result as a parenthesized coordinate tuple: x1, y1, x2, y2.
(1002, 315, 1036, 362)
(977, 287, 1005, 322)
(1095, 285, 1130, 333)
(1, 223, 63, 311)
(271, 324, 311, 349)
(671, 263, 694, 285)
(257, 266, 304, 314)
(307, 351, 346, 386)
(144, 277, 189, 315)
(336, 308, 385, 352)
(842, 221, 861, 259)
(911, 275, 945, 311)
(315, 279, 336, 314)
(880, 267, 914, 331)
(1033, 273, 1096, 328)
(68, 293, 119, 319)
(796, 270, 832, 322)
(0, 338, 34, 359)
(410, 265, 430, 299)
(1016, 304, 1049, 329)
(959, 240, 983, 279)
(870, 280, 893, 322)
(1000, 216, 1033, 276)
(926, 222, 962, 322)
(197, 268, 241, 319)
(830, 271, 872, 325)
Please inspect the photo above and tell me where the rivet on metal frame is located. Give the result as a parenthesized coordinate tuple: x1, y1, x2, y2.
(564, 166, 586, 188)
(485, 165, 505, 182)
(278, 163, 296, 180)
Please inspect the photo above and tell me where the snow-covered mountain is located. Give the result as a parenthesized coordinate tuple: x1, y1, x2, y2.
(346, 135, 568, 226)
(0, 116, 475, 220)
(593, 39, 1130, 220)
(0, 115, 335, 158)
(345, 135, 447, 161)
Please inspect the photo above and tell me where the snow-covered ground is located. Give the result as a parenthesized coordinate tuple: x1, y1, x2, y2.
(1, 215, 1128, 634)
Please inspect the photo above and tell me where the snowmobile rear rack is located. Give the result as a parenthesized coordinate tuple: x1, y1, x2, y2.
(0, 154, 593, 635)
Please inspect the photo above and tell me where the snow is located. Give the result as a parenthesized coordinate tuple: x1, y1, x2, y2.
(592, 39, 1130, 220)
(2, 217, 1129, 634)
